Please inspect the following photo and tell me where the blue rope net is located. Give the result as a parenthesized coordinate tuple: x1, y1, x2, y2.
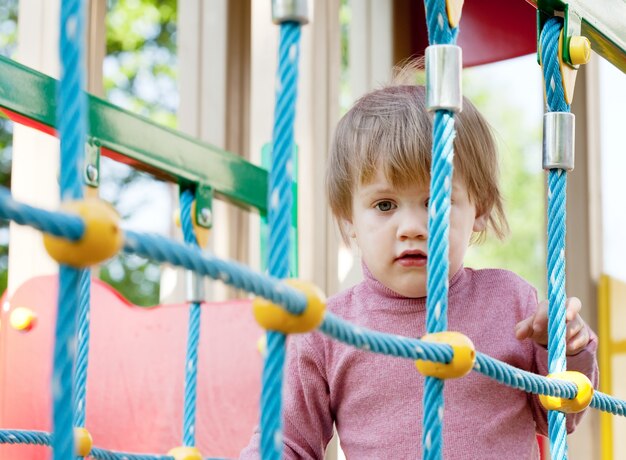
(1, 188, 626, 457)
(1, 3, 625, 460)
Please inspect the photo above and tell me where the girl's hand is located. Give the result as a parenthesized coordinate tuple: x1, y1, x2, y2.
(515, 297, 590, 355)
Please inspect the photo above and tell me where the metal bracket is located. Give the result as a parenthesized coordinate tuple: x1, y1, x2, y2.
(194, 184, 213, 229)
(531, 0, 626, 73)
(84, 137, 101, 187)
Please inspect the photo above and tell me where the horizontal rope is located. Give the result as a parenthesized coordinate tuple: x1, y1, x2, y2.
(0, 429, 51, 445)
(0, 187, 84, 239)
(90, 448, 173, 460)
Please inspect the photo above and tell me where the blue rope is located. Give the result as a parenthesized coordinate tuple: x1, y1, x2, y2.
(591, 391, 626, 416)
(262, 21, 302, 460)
(541, 17, 570, 459)
(55, 0, 88, 458)
(73, 268, 91, 430)
(180, 189, 202, 447)
(52, 265, 81, 460)
(422, 0, 460, 456)
(0, 430, 51, 445)
(424, 0, 459, 44)
(0, 188, 84, 238)
(90, 448, 174, 460)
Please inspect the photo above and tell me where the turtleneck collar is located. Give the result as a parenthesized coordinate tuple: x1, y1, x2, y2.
(359, 260, 468, 312)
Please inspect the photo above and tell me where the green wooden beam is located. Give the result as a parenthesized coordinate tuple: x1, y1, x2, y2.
(528, 0, 626, 72)
(0, 55, 275, 216)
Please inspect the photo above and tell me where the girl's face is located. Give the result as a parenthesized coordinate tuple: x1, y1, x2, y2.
(346, 169, 486, 298)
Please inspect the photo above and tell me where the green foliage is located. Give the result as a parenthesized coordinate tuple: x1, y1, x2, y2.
(104, 0, 178, 126)
(0, 0, 17, 58)
(100, 254, 161, 306)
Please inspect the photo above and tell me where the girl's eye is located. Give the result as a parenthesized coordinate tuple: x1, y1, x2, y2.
(424, 199, 430, 208)
(375, 201, 395, 212)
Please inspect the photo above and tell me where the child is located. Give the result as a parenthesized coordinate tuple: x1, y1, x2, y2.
(240, 80, 598, 459)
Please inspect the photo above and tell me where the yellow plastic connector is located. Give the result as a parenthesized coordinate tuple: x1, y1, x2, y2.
(74, 427, 93, 457)
(43, 198, 123, 268)
(539, 371, 594, 413)
(9, 306, 37, 332)
(415, 332, 475, 379)
(167, 446, 202, 460)
(569, 36, 591, 66)
(173, 201, 210, 248)
(253, 280, 326, 334)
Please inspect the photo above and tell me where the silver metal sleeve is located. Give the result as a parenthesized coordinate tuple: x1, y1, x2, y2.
(426, 45, 463, 113)
(272, 0, 309, 25)
(186, 270, 205, 304)
(543, 112, 575, 171)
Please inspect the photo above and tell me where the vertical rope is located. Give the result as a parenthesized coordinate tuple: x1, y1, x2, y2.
(54, 0, 87, 459)
(262, 21, 302, 460)
(180, 189, 202, 447)
(422, 1, 459, 458)
(73, 268, 91, 430)
(540, 17, 570, 460)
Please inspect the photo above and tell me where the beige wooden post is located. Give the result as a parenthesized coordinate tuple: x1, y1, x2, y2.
(567, 57, 603, 459)
(339, 0, 393, 293)
(7, 0, 61, 296)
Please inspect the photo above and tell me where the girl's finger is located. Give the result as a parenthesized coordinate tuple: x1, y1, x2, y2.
(566, 315, 584, 340)
(566, 327, 590, 355)
(565, 297, 582, 321)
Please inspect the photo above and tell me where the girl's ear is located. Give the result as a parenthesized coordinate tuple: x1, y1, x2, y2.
(473, 213, 488, 232)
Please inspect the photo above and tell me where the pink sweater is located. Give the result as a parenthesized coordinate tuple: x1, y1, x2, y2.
(240, 267, 598, 459)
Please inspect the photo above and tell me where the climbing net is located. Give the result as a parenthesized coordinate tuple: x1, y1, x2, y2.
(1, 1, 626, 460)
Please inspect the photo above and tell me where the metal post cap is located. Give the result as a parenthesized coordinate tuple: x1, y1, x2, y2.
(272, 0, 309, 25)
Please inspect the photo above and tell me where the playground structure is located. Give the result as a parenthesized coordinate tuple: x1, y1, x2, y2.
(0, 0, 626, 459)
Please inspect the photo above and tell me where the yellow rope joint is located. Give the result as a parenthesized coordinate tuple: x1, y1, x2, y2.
(43, 198, 123, 267)
(415, 332, 475, 379)
(539, 371, 594, 413)
(74, 427, 93, 457)
(167, 446, 203, 460)
(253, 279, 326, 334)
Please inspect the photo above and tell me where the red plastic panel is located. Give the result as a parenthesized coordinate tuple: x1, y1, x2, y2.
(402, 1, 537, 67)
(0, 276, 263, 459)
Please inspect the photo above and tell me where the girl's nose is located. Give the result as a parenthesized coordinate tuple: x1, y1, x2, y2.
(396, 210, 428, 240)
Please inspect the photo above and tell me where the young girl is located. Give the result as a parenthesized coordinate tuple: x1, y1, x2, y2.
(240, 82, 598, 459)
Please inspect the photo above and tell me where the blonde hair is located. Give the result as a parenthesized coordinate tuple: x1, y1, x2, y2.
(326, 79, 508, 244)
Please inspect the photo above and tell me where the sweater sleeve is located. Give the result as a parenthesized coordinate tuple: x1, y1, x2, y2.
(525, 290, 600, 436)
(239, 333, 335, 459)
